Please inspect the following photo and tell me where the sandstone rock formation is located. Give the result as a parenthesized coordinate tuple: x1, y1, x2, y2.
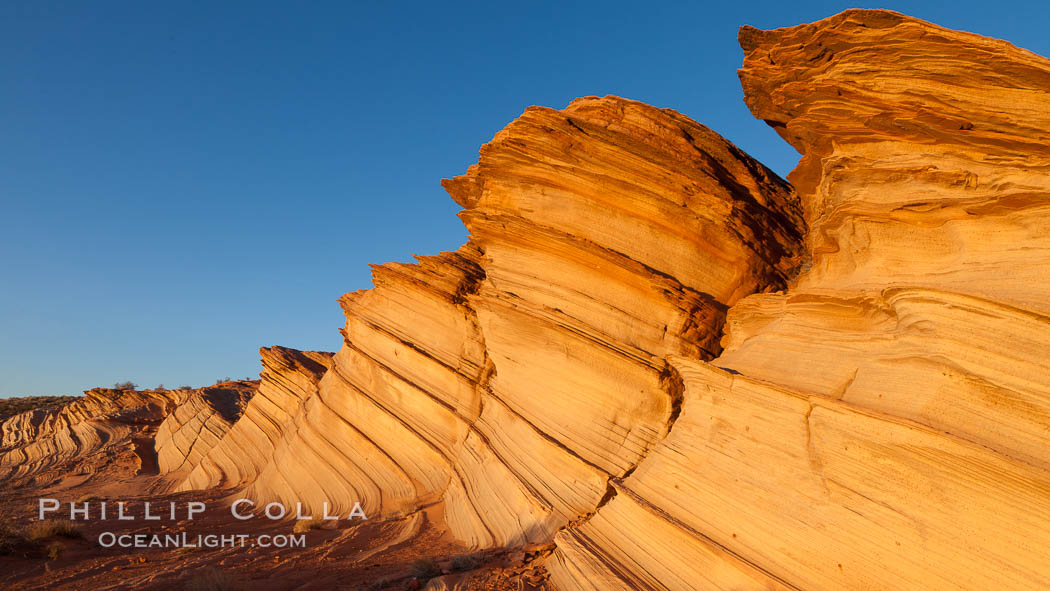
(0, 388, 176, 487)
(5, 8, 1050, 591)
(547, 9, 1050, 591)
(155, 383, 255, 478)
(152, 12, 1050, 589)
(162, 96, 804, 544)
(175, 346, 332, 492)
(0, 383, 256, 489)
(438, 97, 804, 548)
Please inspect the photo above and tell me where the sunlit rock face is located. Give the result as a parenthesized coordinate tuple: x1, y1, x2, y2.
(170, 347, 332, 493)
(9, 8, 1049, 591)
(172, 95, 803, 541)
(439, 96, 804, 547)
(155, 383, 256, 481)
(0, 383, 255, 488)
(548, 9, 1050, 591)
(245, 253, 489, 518)
(0, 389, 174, 485)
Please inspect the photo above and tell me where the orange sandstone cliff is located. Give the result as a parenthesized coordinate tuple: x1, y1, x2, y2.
(2, 8, 1049, 591)
(160, 95, 806, 543)
(547, 10, 1049, 591)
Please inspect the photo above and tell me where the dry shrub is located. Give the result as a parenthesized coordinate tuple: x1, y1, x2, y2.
(410, 558, 441, 580)
(450, 552, 482, 572)
(0, 523, 26, 554)
(292, 519, 324, 533)
(0, 395, 78, 418)
(25, 520, 82, 541)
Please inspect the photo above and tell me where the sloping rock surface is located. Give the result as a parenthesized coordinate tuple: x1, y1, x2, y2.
(168, 96, 805, 545)
(155, 383, 255, 479)
(548, 9, 1050, 591)
(175, 346, 333, 493)
(7, 9, 1050, 591)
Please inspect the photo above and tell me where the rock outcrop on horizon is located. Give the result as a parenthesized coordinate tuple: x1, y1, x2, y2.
(4, 8, 1050, 591)
(0, 388, 173, 486)
(0, 383, 256, 488)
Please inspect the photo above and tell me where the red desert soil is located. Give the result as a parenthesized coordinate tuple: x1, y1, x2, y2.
(0, 485, 550, 590)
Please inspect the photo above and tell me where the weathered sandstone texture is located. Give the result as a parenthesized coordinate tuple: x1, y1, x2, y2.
(438, 97, 804, 547)
(174, 346, 333, 492)
(155, 383, 255, 478)
(0, 383, 254, 487)
(5, 8, 1049, 591)
(547, 9, 1050, 591)
(167, 96, 805, 541)
(0, 388, 172, 485)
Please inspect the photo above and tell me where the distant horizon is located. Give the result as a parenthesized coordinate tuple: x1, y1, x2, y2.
(4, 0, 1049, 396)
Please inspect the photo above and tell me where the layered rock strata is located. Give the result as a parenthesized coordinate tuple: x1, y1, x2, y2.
(547, 9, 1050, 591)
(0, 388, 182, 486)
(155, 383, 256, 478)
(438, 97, 804, 547)
(170, 96, 805, 545)
(174, 346, 333, 492)
(8, 9, 1047, 591)
(0, 382, 259, 489)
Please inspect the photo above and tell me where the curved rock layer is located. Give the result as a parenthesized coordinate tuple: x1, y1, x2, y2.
(440, 97, 804, 548)
(17, 10, 1046, 590)
(548, 9, 1050, 591)
(172, 96, 804, 543)
(175, 346, 332, 492)
(238, 249, 489, 517)
(1, 388, 181, 487)
(155, 383, 256, 479)
(0, 382, 258, 489)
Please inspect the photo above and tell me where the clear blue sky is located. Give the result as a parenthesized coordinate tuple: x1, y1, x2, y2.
(3, 1, 1047, 396)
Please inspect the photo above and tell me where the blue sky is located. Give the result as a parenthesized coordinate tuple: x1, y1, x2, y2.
(2, 1, 1048, 395)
